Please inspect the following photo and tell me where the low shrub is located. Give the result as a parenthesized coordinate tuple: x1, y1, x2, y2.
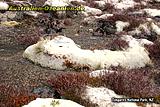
(47, 72, 97, 106)
(105, 38, 129, 50)
(100, 67, 160, 103)
(145, 40, 160, 59)
(48, 72, 89, 96)
(16, 34, 40, 46)
(47, 67, 160, 105)
(0, 85, 37, 107)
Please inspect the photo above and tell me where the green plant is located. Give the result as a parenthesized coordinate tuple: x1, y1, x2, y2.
(50, 100, 60, 107)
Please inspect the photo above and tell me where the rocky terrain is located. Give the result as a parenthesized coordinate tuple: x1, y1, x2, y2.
(0, 0, 160, 107)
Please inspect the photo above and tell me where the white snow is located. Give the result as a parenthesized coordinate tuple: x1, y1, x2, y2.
(102, 0, 137, 10)
(114, 0, 136, 10)
(0, 2, 9, 10)
(154, 0, 160, 2)
(93, 1, 106, 9)
(44, 0, 69, 6)
(69, 0, 86, 4)
(116, 21, 130, 32)
(82, 14, 113, 24)
(23, 35, 153, 70)
(22, 98, 84, 107)
(143, 9, 160, 17)
(83, 6, 102, 16)
(82, 86, 139, 107)
(129, 20, 160, 36)
(151, 22, 160, 35)
(98, 13, 113, 19)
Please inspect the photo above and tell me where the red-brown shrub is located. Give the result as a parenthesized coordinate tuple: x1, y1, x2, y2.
(100, 67, 160, 103)
(47, 72, 97, 106)
(16, 34, 40, 46)
(48, 72, 89, 96)
(47, 68, 160, 105)
(0, 85, 37, 107)
(105, 38, 129, 50)
(145, 41, 160, 59)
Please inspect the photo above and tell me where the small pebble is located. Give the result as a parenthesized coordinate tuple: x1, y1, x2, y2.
(75, 33, 79, 36)
(89, 28, 93, 32)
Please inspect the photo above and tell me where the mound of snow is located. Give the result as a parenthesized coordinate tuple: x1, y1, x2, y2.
(143, 9, 160, 17)
(151, 22, 160, 35)
(44, 0, 69, 6)
(82, 6, 102, 16)
(23, 35, 152, 70)
(93, 1, 106, 9)
(82, 14, 113, 24)
(116, 21, 130, 32)
(82, 86, 139, 107)
(154, 0, 160, 2)
(102, 0, 137, 10)
(0, 2, 9, 10)
(22, 98, 84, 107)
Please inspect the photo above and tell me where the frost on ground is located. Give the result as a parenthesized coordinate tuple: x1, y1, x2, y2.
(23, 35, 153, 70)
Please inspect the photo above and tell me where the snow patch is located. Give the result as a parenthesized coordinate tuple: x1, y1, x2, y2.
(151, 23, 160, 35)
(154, 0, 160, 2)
(23, 35, 152, 70)
(116, 21, 130, 32)
(102, 0, 137, 10)
(83, 6, 102, 16)
(82, 14, 113, 24)
(93, 1, 106, 9)
(129, 20, 160, 36)
(143, 9, 160, 17)
(22, 98, 84, 107)
(82, 86, 138, 107)
(0, 2, 9, 10)
(44, 0, 69, 6)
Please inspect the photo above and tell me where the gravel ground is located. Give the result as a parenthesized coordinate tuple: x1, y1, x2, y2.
(0, 14, 115, 89)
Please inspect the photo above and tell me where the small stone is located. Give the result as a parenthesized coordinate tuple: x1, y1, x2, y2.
(89, 28, 93, 32)
(75, 33, 79, 36)
(64, 18, 72, 26)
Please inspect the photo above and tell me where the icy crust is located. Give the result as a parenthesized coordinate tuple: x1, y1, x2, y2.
(23, 35, 153, 70)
